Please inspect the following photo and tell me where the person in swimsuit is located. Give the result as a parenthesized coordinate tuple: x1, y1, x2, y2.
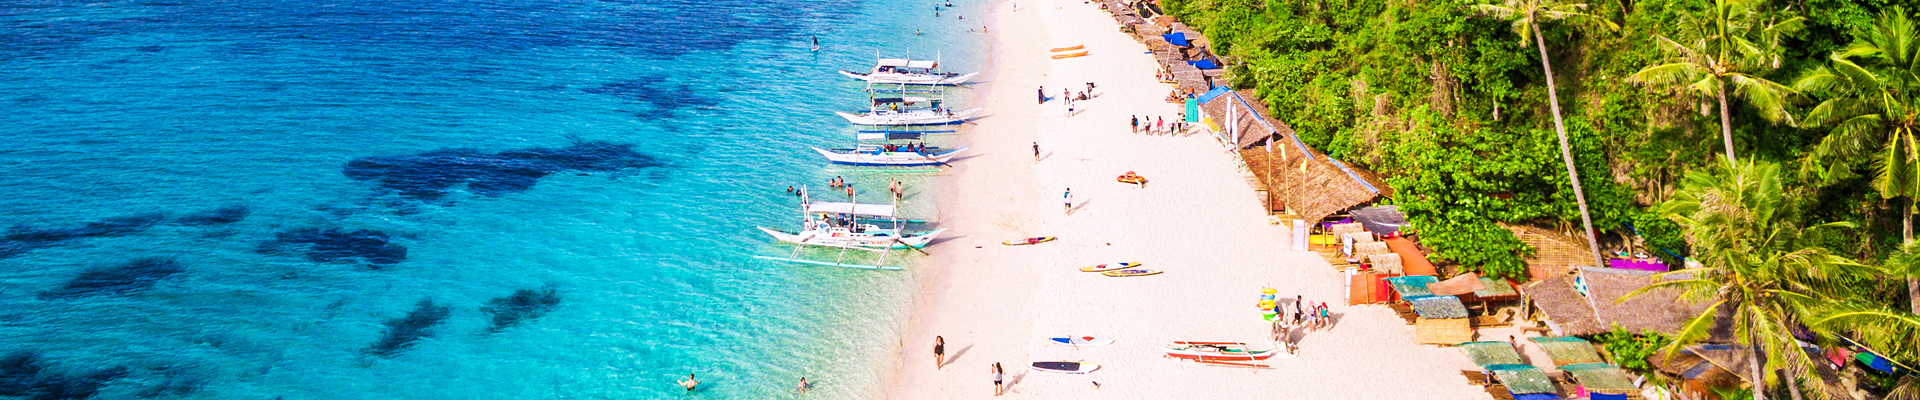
(678, 373, 698, 392)
(934, 336, 946, 369)
(796, 377, 811, 393)
(992, 362, 1004, 396)
(1032, 142, 1040, 161)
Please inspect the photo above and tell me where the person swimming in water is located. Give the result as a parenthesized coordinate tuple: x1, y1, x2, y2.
(796, 377, 812, 393)
(678, 373, 699, 392)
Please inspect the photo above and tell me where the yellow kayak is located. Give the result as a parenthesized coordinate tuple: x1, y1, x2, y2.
(1051, 51, 1089, 59)
(1050, 45, 1085, 52)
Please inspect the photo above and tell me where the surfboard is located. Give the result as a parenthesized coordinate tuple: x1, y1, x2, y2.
(1049, 336, 1115, 346)
(1051, 51, 1089, 59)
(1002, 236, 1056, 246)
(1031, 361, 1099, 374)
(1102, 269, 1162, 277)
(1049, 45, 1085, 52)
(1078, 262, 1141, 272)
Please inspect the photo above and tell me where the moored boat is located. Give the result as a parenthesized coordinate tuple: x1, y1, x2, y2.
(1162, 342, 1278, 361)
(839, 58, 979, 85)
(811, 145, 966, 167)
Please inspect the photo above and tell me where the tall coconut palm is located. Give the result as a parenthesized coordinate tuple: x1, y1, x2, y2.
(1796, 6, 1920, 312)
(1472, 0, 1618, 271)
(1633, 159, 1860, 400)
(1628, 0, 1802, 164)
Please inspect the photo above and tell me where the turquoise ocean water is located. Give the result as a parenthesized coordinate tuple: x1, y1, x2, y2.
(0, 0, 984, 398)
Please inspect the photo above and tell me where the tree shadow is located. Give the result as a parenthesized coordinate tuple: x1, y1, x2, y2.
(943, 344, 973, 368)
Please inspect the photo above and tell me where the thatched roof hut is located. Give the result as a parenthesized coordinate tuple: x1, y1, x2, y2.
(1521, 266, 1711, 336)
(1529, 336, 1604, 366)
(1203, 87, 1386, 221)
(1415, 317, 1474, 345)
(1560, 363, 1637, 394)
(1457, 341, 1525, 367)
(1487, 364, 1557, 395)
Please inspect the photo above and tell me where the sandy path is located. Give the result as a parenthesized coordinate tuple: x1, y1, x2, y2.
(883, 0, 1496, 398)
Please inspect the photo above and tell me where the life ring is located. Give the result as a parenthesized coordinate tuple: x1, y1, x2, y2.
(1116, 172, 1147, 184)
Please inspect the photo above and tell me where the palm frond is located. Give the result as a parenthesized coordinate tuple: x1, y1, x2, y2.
(1727, 72, 1798, 126)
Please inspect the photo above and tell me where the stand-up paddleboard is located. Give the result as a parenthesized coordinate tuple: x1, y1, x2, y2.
(1051, 51, 1089, 59)
(1102, 269, 1162, 277)
(1078, 262, 1140, 272)
(810, 35, 820, 52)
(1031, 361, 1099, 374)
(1050, 45, 1084, 52)
(1002, 236, 1056, 246)
(1049, 336, 1115, 346)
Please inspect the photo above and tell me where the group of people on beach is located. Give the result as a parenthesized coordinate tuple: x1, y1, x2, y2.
(1130, 114, 1186, 135)
(1270, 295, 1335, 353)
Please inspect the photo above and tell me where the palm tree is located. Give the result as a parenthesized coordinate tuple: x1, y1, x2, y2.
(1796, 6, 1920, 312)
(1631, 159, 1859, 400)
(1628, 0, 1802, 164)
(1472, 0, 1617, 271)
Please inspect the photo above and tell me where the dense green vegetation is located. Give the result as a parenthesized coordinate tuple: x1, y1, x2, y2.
(1161, 0, 1920, 395)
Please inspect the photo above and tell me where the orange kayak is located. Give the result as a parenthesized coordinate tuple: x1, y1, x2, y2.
(1051, 51, 1089, 59)
(1050, 45, 1084, 52)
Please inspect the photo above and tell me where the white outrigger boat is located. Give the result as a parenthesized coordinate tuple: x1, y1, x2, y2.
(839, 58, 979, 86)
(754, 190, 944, 270)
(836, 96, 981, 126)
(812, 144, 967, 167)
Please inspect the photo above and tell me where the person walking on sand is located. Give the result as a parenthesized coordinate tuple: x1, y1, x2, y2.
(934, 336, 946, 369)
(1036, 86, 1044, 104)
(1155, 116, 1165, 134)
(1063, 188, 1073, 214)
(1032, 142, 1040, 161)
(678, 373, 699, 392)
(991, 362, 1005, 396)
(1130, 115, 1139, 133)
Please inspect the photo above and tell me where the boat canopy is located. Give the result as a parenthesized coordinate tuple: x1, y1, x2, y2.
(872, 96, 932, 104)
(808, 202, 897, 217)
(905, 60, 938, 69)
(877, 58, 911, 67)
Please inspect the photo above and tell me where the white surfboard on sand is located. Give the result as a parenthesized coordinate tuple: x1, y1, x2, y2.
(1049, 336, 1115, 346)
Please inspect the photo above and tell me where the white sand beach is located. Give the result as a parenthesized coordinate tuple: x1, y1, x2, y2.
(881, 0, 1498, 398)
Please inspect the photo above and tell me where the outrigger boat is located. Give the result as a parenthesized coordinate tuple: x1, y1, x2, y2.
(753, 188, 944, 270)
(836, 96, 981, 126)
(1162, 341, 1279, 361)
(812, 144, 967, 167)
(839, 57, 979, 86)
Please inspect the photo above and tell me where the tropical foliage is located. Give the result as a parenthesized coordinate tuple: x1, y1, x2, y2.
(1158, 0, 1920, 395)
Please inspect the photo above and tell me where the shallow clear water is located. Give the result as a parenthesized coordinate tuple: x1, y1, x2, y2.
(0, 0, 984, 398)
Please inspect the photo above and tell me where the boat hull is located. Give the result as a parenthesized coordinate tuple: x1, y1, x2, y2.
(1162, 345, 1278, 361)
(839, 70, 979, 86)
(758, 226, 945, 250)
(812, 147, 966, 166)
(836, 108, 981, 126)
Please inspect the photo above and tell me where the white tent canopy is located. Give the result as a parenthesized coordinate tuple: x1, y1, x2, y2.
(905, 60, 938, 69)
(807, 202, 897, 217)
(877, 58, 910, 67)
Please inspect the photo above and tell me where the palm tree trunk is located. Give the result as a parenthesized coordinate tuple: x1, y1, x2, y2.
(1717, 82, 1738, 164)
(1531, 23, 1607, 271)
(1908, 197, 1918, 314)
(1784, 369, 1805, 400)
(1751, 340, 1769, 400)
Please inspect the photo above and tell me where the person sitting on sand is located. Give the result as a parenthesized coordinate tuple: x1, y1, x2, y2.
(679, 373, 699, 392)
